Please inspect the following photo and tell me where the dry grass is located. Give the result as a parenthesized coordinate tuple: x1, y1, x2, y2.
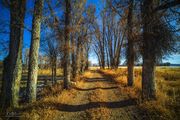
(39, 82, 64, 98)
(1, 67, 179, 119)
(19, 83, 72, 120)
(18, 75, 82, 120)
(22, 68, 63, 76)
(100, 67, 180, 119)
(89, 66, 100, 70)
(83, 71, 95, 78)
(38, 69, 63, 76)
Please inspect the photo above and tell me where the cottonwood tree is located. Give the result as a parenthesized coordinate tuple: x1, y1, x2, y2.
(127, 0, 134, 86)
(79, 24, 91, 73)
(27, 0, 44, 102)
(71, 0, 87, 78)
(93, 11, 106, 69)
(45, 0, 94, 84)
(141, 0, 179, 100)
(79, 4, 95, 73)
(67, 0, 94, 78)
(99, 2, 126, 69)
(44, 0, 65, 84)
(0, 0, 26, 110)
(48, 39, 59, 84)
(41, 31, 60, 84)
(93, 3, 124, 69)
(109, 0, 137, 84)
(63, 0, 71, 89)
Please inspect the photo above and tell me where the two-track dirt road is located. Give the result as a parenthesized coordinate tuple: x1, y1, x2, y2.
(20, 70, 153, 120)
(40, 70, 145, 120)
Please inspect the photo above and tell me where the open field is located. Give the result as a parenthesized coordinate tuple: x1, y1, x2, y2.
(100, 67, 180, 119)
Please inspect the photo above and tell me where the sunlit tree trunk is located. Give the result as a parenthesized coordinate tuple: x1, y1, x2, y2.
(27, 0, 43, 102)
(101, 14, 105, 69)
(106, 46, 110, 69)
(141, 0, 156, 100)
(85, 45, 89, 70)
(63, 0, 71, 89)
(72, 39, 76, 78)
(51, 58, 57, 84)
(51, 57, 54, 84)
(54, 57, 57, 83)
(80, 44, 86, 73)
(127, 0, 134, 86)
(52, 65, 54, 84)
(75, 37, 81, 76)
(0, 0, 26, 110)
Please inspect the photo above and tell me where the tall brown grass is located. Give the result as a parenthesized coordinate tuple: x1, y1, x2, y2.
(100, 67, 180, 119)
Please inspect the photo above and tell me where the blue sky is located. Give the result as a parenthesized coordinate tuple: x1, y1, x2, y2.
(0, 0, 179, 64)
(89, 54, 180, 64)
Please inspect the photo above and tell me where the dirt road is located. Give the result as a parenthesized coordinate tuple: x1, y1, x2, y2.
(21, 70, 149, 120)
(36, 70, 144, 120)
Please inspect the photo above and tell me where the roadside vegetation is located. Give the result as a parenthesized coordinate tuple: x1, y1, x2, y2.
(101, 67, 180, 119)
(4, 67, 177, 120)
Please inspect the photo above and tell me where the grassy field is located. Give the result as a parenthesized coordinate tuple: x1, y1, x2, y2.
(22, 68, 63, 76)
(100, 67, 180, 119)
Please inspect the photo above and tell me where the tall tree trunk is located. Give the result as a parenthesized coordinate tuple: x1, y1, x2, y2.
(64, 0, 71, 89)
(101, 51, 105, 69)
(72, 36, 76, 78)
(106, 46, 110, 69)
(142, 0, 156, 100)
(80, 45, 86, 73)
(102, 14, 105, 69)
(27, 0, 43, 102)
(109, 38, 113, 68)
(54, 57, 57, 83)
(0, 0, 26, 110)
(85, 47, 89, 70)
(127, 0, 134, 86)
(51, 57, 57, 84)
(76, 37, 81, 75)
(51, 58, 54, 85)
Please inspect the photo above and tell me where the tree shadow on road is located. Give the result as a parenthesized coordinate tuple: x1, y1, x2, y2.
(20, 98, 137, 112)
(73, 86, 119, 91)
(84, 78, 114, 82)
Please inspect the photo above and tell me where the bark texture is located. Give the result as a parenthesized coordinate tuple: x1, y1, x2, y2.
(127, 0, 134, 86)
(27, 0, 43, 102)
(72, 36, 76, 78)
(51, 57, 57, 84)
(63, 0, 71, 89)
(142, 0, 156, 100)
(0, 0, 26, 110)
